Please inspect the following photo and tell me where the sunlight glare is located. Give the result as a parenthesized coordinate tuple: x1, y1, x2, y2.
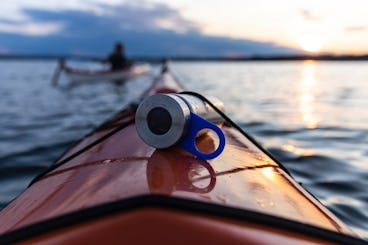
(299, 36, 324, 53)
(261, 167, 276, 179)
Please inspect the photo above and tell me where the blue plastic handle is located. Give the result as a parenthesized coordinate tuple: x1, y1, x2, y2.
(179, 112, 225, 160)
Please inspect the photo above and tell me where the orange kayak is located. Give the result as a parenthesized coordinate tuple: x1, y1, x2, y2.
(0, 63, 365, 244)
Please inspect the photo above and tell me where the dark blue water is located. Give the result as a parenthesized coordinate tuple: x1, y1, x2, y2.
(0, 60, 367, 239)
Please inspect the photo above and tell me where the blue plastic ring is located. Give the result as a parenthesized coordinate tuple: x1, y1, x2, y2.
(179, 112, 225, 160)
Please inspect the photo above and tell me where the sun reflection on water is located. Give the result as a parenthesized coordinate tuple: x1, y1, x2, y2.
(299, 60, 320, 128)
(281, 144, 315, 156)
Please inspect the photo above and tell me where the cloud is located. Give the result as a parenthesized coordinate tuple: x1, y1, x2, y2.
(345, 25, 368, 32)
(300, 9, 320, 21)
(0, 2, 299, 56)
(22, 2, 201, 35)
(0, 5, 63, 36)
(0, 22, 62, 36)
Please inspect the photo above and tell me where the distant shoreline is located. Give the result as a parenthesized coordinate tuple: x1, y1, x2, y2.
(1, 54, 368, 62)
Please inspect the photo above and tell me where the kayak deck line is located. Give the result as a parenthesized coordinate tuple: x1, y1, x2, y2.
(0, 62, 365, 244)
(35, 157, 151, 181)
(27, 117, 136, 186)
(192, 164, 285, 182)
(37, 160, 279, 192)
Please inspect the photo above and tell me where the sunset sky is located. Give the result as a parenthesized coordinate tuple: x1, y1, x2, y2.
(1, 0, 368, 56)
(159, 0, 368, 54)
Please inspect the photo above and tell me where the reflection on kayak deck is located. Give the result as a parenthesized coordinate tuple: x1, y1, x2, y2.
(147, 149, 216, 194)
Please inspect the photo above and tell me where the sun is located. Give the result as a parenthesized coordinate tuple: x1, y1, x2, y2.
(299, 36, 324, 53)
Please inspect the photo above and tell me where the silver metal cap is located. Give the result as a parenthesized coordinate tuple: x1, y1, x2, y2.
(135, 94, 191, 148)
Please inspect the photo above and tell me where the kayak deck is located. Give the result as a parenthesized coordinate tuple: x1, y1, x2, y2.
(0, 65, 363, 244)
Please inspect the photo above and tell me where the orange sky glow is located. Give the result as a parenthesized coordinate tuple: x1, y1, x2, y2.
(150, 0, 368, 55)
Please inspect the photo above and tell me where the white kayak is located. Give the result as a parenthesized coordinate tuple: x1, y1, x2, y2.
(64, 64, 151, 83)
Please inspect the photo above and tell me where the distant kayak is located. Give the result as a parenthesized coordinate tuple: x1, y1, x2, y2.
(64, 63, 151, 83)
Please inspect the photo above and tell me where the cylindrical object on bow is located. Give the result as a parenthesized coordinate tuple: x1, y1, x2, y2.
(135, 93, 224, 149)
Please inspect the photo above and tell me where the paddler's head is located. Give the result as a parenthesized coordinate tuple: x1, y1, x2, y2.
(115, 42, 124, 54)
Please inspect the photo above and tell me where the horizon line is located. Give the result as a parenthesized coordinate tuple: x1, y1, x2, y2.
(2, 53, 368, 62)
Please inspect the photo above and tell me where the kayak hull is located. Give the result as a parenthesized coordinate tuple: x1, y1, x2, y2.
(1, 206, 354, 245)
(65, 64, 151, 83)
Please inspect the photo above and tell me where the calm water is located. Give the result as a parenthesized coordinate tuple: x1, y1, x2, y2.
(0, 60, 367, 239)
